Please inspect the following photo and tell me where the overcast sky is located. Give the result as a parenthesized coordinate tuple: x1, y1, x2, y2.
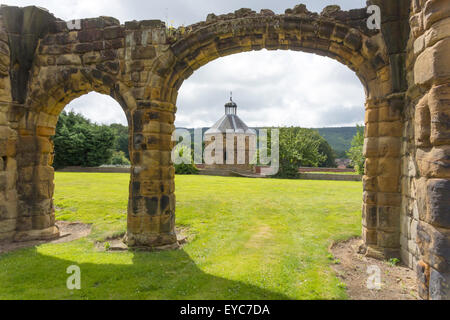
(3, 0, 367, 128)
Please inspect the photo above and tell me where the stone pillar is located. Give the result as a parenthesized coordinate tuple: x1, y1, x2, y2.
(407, 0, 450, 300)
(14, 126, 59, 242)
(363, 96, 403, 259)
(120, 19, 179, 249)
(125, 102, 178, 249)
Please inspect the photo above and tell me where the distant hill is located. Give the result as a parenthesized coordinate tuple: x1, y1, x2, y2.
(314, 127, 359, 157)
(177, 126, 359, 158)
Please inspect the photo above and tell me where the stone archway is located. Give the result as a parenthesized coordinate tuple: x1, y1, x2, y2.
(157, 5, 401, 260)
(14, 68, 134, 241)
(0, 2, 448, 299)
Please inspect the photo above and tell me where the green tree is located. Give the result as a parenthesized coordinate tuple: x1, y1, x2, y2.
(317, 136, 337, 168)
(275, 127, 326, 178)
(347, 125, 365, 175)
(110, 124, 130, 159)
(53, 111, 115, 169)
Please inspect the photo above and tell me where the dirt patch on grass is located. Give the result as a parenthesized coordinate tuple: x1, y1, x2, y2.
(245, 225, 273, 249)
(0, 221, 92, 254)
(330, 238, 419, 300)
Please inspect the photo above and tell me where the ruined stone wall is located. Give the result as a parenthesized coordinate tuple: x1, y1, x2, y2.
(0, 2, 448, 299)
(27, 15, 178, 248)
(403, 0, 450, 300)
(0, 10, 17, 242)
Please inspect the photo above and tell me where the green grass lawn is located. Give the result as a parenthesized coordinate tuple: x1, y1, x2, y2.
(0, 173, 362, 300)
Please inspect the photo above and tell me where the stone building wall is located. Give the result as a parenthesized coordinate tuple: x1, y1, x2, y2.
(0, 9, 17, 242)
(204, 134, 256, 172)
(403, 0, 450, 300)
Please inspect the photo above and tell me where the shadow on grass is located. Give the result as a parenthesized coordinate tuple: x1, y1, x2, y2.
(0, 245, 291, 300)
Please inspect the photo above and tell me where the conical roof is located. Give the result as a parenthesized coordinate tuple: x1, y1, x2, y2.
(205, 96, 256, 136)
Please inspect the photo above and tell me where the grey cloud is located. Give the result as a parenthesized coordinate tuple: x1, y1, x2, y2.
(177, 50, 365, 128)
(2, 0, 367, 25)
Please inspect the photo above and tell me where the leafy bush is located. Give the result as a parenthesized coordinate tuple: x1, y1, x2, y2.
(173, 145, 198, 175)
(347, 125, 365, 175)
(110, 124, 130, 160)
(110, 151, 131, 166)
(274, 127, 326, 178)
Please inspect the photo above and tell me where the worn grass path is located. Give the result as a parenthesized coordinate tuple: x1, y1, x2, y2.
(0, 173, 362, 300)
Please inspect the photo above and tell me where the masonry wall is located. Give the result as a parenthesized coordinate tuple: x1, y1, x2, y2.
(403, 0, 450, 300)
(0, 10, 18, 242)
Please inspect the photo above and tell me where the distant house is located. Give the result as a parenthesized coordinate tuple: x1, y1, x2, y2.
(336, 158, 352, 169)
(204, 95, 256, 173)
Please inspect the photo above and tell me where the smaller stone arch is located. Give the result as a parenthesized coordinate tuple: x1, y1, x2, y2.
(12, 64, 136, 242)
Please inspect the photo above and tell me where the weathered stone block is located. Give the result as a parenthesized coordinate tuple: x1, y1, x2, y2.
(363, 176, 377, 192)
(378, 176, 400, 193)
(36, 165, 54, 182)
(363, 204, 378, 228)
(424, 17, 450, 48)
(343, 30, 362, 51)
(427, 179, 450, 228)
(415, 94, 432, 147)
(428, 84, 450, 146)
(0, 218, 15, 233)
(74, 43, 93, 54)
(378, 157, 401, 177)
(55, 54, 81, 66)
(417, 260, 431, 299)
(423, 0, 450, 29)
(14, 225, 59, 242)
(78, 29, 103, 42)
(378, 121, 403, 137)
(104, 26, 124, 40)
(417, 221, 450, 273)
(429, 269, 450, 300)
(378, 192, 402, 207)
(32, 214, 53, 230)
(365, 158, 378, 176)
(364, 138, 379, 158)
(377, 230, 400, 248)
(365, 122, 378, 137)
(363, 227, 378, 245)
(365, 108, 379, 123)
(378, 206, 400, 231)
(131, 46, 156, 60)
(159, 212, 174, 233)
(414, 38, 450, 86)
(378, 137, 402, 157)
(379, 103, 403, 122)
(416, 146, 450, 178)
(414, 34, 426, 55)
(36, 181, 51, 199)
(0, 230, 14, 242)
